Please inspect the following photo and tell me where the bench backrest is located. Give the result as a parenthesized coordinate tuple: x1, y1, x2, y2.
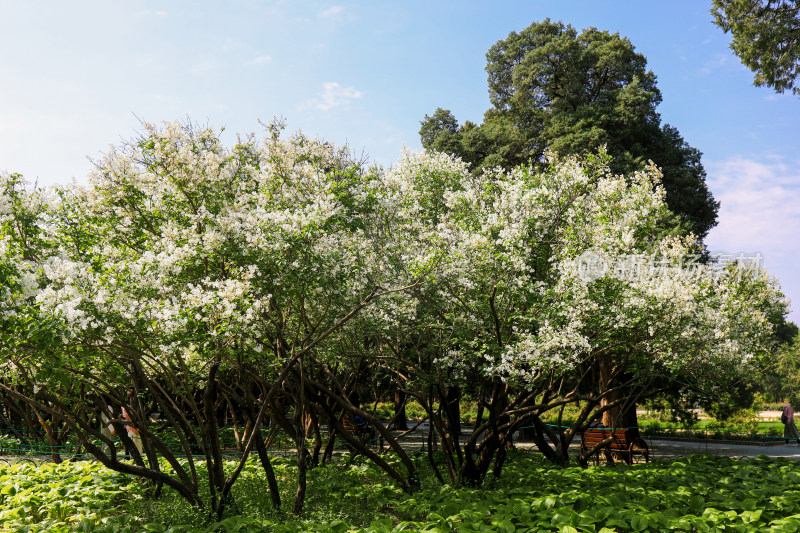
(582, 428, 631, 450)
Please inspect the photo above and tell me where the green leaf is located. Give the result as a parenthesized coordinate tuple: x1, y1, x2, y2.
(740, 509, 763, 523)
(630, 515, 648, 531)
(492, 519, 515, 533)
(638, 494, 659, 509)
(327, 520, 349, 533)
(689, 495, 705, 514)
(740, 498, 757, 511)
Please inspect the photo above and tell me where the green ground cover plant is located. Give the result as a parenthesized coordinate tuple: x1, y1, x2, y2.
(6, 452, 800, 532)
(0, 460, 140, 532)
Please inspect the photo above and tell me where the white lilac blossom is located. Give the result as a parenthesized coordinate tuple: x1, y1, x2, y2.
(2, 123, 455, 382)
(392, 152, 785, 389)
(0, 127, 787, 394)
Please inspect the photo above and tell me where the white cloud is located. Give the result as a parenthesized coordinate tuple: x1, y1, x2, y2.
(764, 91, 795, 102)
(190, 60, 219, 76)
(249, 54, 272, 65)
(222, 39, 246, 52)
(304, 82, 363, 111)
(697, 54, 734, 76)
(706, 156, 800, 253)
(705, 155, 800, 320)
(319, 6, 344, 19)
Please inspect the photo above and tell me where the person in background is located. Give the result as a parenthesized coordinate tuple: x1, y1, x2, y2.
(782, 399, 800, 445)
(123, 389, 144, 456)
(100, 404, 115, 455)
(121, 405, 143, 455)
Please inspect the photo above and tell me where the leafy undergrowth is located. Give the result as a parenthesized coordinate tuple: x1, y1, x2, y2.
(5, 453, 800, 531)
(0, 460, 140, 532)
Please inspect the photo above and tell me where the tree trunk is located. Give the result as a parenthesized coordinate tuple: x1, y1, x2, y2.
(253, 426, 282, 510)
(293, 445, 308, 515)
(445, 386, 461, 437)
(599, 356, 620, 427)
(620, 401, 640, 438)
(393, 389, 408, 430)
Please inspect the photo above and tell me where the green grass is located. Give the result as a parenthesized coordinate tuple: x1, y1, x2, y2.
(638, 417, 787, 441)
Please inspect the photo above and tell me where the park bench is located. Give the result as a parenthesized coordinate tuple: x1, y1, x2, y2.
(580, 427, 649, 465)
(341, 414, 375, 442)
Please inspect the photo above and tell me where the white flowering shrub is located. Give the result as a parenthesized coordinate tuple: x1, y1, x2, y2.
(28, 123, 442, 375)
(0, 122, 458, 510)
(393, 152, 784, 383)
(368, 149, 786, 478)
(0, 173, 61, 383)
(0, 123, 788, 495)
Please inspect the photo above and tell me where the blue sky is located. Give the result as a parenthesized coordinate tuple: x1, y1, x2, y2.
(2, 0, 799, 323)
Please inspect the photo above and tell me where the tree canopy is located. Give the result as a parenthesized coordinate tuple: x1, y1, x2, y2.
(712, 0, 800, 96)
(420, 19, 719, 240)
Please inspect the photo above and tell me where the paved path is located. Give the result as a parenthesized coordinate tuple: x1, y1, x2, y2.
(5, 420, 800, 465)
(513, 436, 800, 462)
(389, 423, 800, 462)
(642, 438, 800, 461)
(4, 440, 799, 465)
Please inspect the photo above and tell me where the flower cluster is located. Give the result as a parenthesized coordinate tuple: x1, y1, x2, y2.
(0, 125, 788, 396)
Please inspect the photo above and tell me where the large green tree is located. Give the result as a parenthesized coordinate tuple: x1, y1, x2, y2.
(420, 19, 719, 239)
(712, 0, 800, 96)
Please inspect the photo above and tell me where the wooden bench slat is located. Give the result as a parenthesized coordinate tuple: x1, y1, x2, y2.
(580, 428, 649, 465)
